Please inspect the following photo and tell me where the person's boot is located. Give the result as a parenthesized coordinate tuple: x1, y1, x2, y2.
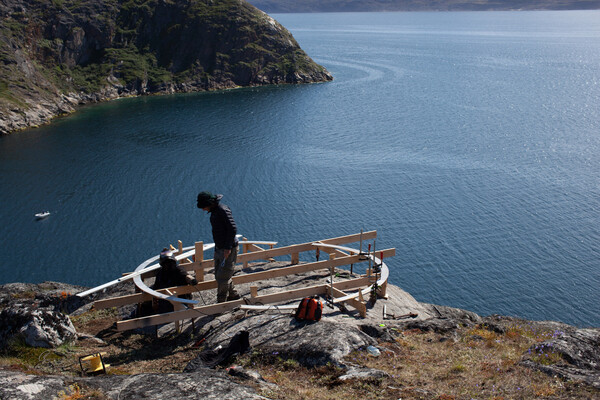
(227, 289, 240, 301)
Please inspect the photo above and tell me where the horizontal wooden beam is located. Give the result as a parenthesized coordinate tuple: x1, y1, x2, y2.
(240, 231, 378, 266)
(94, 249, 393, 310)
(329, 286, 367, 317)
(180, 231, 378, 272)
(116, 276, 371, 331)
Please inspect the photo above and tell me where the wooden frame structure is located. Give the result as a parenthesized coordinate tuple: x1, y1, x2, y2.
(83, 231, 394, 331)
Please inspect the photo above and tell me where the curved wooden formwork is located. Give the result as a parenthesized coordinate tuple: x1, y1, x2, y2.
(85, 231, 394, 332)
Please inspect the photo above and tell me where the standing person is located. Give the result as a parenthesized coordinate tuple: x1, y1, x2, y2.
(197, 191, 240, 303)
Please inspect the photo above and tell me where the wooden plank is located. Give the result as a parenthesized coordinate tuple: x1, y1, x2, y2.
(117, 299, 247, 331)
(234, 231, 377, 264)
(240, 304, 297, 311)
(94, 280, 218, 309)
(116, 277, 371, 331)
(195, 242, 204, 282)
(108, 233, 388, 328)
(231, 249, 394, 285)
(329, 286, 367, 317)
(315, 245, 349, 258)
(377, 280, 388, 299)
(94, 251, 389, 310)
(176, 232, 380, 273)
(76, 244, 214, 298)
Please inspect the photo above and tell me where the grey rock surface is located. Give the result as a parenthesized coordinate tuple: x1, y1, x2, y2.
(1, 265, 599, 397)
(338, 366, 391, 381)
(0, 306, 77, 349)
(0, 370, 67, 400)
(78, 370, 269, 400)
(197, 312, 377, 367)
(0, 369, 269, 400)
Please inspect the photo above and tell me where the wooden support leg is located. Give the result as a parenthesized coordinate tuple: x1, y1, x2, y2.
(165, 289, 186, 333)
(242, 237, 249, 269)
(195, 241, 204, 282)
(377, 280, 388, 299)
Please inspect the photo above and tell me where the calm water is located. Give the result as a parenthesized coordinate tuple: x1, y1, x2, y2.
(1, 11, 598, 327)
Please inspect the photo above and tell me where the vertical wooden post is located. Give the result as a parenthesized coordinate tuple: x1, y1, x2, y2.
(165, 289, 185, 333)
(377, 280, 388, 299)
(242, 237, 249, 269)
(250, 286, 258, 298)
(329, 253, 335, 293)
(291, 252, 299, 265)
(178, 240, 183, 255)
(195, 241, 204, 282)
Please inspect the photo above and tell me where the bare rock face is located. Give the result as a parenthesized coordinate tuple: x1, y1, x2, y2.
(77, 370, 269, 400)
(191, 312, 377, 368)
(522, 325, 600, 389)
(0, 369, 268, 400)
(0, 281, 133, 349)
(1, 276, 599, 397)
(0, 370, 68, 400)
(0, 306, 77, 349)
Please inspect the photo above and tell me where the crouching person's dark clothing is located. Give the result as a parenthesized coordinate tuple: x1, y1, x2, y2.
(137, 251, 197, 316)
(152, 257, 196, 314)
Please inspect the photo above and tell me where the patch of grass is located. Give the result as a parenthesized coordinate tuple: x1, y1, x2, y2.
(57, 382, 108, 400)
(527, 342, 563, 365)
(239, 325, 598, 400)
(71, 307, 119, 327)
(10, 290, 37, 299)
(0, 79, 29, 109)
(1, 337, 63, 368)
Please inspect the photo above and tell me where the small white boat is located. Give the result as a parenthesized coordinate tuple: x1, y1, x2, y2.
(35, 211, 50, 219)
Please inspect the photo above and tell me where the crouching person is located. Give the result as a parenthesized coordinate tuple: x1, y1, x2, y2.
(150, 248, 198, 314)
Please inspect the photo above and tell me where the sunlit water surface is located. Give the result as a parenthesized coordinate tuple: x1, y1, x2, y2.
(1, 11, 598, 327)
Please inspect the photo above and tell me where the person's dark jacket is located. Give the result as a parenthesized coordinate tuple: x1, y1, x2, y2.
(153, 261, 193, 291)
(152, 258, 194, 313)
(209, 202, 237, 249)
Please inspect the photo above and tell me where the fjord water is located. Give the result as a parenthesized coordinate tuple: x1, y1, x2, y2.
(1, 11, 598, 327)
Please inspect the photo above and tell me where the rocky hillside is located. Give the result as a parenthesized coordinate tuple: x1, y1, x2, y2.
(1, 263, 599, 399)
(248, 0, 600, 13)
(0, 0, 332, 135)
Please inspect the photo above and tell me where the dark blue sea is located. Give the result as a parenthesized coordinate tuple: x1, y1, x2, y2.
(1, 11, 598, 327)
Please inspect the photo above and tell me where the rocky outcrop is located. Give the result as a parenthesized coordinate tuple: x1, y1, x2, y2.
(0, 0, 332, 135)
(0, 307, 77, 348)
(0, 275, 599, 398)
(0, 369, 268, 400)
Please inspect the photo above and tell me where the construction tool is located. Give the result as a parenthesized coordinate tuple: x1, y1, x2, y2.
(382, 305, 418, 320)
(79, 352, 109, 375)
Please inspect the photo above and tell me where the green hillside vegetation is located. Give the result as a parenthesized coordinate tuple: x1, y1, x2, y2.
(0, 0, 331, 134)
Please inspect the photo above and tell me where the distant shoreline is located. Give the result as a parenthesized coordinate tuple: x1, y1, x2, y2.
(248, 0, 600, 14)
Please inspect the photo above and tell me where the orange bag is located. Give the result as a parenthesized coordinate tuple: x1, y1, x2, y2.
(295, 296, 323, 321)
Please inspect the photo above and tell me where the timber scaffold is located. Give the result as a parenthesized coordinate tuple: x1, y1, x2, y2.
(78, 231, 394, 332)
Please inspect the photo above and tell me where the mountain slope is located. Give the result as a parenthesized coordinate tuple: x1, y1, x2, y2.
(0, 0, 332, 134)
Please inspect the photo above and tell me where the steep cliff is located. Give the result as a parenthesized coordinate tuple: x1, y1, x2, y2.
(0, 0, 332, 134)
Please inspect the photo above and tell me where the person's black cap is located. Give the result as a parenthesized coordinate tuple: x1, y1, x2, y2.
(197, 191, 222, 208)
